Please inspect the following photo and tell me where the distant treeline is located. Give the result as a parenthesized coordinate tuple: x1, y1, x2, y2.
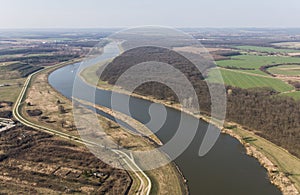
(64, 39, 109, 48)
(0, 54, 79, 65)
(0, 48, 58, 56)
(3, 63, 43, 77)
(260, 63, 300, 77)
(222, 66, 255, 70)
(212, 50, 241, 57)
(99, 46, 300, 157)
(226, 87, 300, 156)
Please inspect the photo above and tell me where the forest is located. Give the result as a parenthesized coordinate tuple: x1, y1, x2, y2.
(98, 46, 300, 157)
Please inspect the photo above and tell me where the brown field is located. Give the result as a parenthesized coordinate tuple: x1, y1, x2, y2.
(288, 52, 300, 57)
(173, 46, 230, 55)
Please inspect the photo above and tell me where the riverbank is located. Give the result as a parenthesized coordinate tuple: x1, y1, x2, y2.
(21, 60, 154, 195)
(223, 126, 299, 195)
(73, 97, 163, 146)
(80, 61, 300, 195)
(79, 67, 189, 194)
(44, 56, 188, 193)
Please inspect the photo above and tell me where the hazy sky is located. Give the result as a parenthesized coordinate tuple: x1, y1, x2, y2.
(1, 0, 300, 28)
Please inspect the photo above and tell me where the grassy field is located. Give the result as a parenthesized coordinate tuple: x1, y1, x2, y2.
(216, 54, 300, 69)
(231, 125, 300, 192)
(24, 67, 80, 137)
(81, 61, 105, 85)
(268, 64, 300, 76)
(0, 85, 22, 102)
(237, 69, 270, 76)
(281, 91, 300, 100)
(0, 78, 25, 102)
(236, 45, 300, 53)
(207, 68, 294, 92)
(80, 60, 114, 90)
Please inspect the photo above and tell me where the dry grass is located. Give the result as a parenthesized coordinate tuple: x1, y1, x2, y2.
(0, 78, 25, 102)
(24, 71, 78, 136)
(145, 164, 187, 195)
(80, 60, 113, 90)
(231, 125, 300, 192)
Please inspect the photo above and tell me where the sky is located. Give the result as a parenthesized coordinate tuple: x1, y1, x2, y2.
(0, 0, 300, 28)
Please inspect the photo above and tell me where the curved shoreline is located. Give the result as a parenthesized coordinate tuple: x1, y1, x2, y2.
(28, 60, 154, 195)
(222, 128, 299, 195)
(79, 68, 299, 194)
(47, 59, 189, 194)
(78, 67, 191, 194)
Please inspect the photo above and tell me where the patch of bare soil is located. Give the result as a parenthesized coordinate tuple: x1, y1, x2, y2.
(288, 53, 300, 57)
(276, 74, 300, 82)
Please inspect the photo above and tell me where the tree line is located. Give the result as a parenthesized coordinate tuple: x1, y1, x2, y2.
(99, 46, 300, 157)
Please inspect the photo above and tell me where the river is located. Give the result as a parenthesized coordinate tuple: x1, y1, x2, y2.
(49, 42, 281, 195)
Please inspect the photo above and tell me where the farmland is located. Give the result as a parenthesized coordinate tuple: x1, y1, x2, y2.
(210, 52, 300, 97)
(268, 64, 300, 76)
(281, 91, 300, 100)
(207, 68, 294, 92)
(216, 54, 300, 69)
(236, 45, 300, 54)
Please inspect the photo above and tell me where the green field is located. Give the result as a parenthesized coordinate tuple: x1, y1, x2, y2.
(217, 54, 300, 69)
(207, 68, 294, 92)
(236, 69, 270, 76)
(80, 59, 113, 88)
(268, 65, 300, 76)
(281, 91, 300, 100)
(236, 46, 300, 53)
(0, 78, 25, 102)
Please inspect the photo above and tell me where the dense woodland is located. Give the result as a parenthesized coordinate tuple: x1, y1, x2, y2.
(99, 47, 300, 157)
(226, 87, 300, 156)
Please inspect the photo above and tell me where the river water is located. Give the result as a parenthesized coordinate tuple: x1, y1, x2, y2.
(49, 43, 281, 195)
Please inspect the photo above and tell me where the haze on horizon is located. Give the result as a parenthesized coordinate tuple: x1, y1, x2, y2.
(0, 0, 300, 29)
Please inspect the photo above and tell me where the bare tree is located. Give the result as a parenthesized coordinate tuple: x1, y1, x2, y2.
(60, 119, 66, 128)
(58, 105, 65, 114)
